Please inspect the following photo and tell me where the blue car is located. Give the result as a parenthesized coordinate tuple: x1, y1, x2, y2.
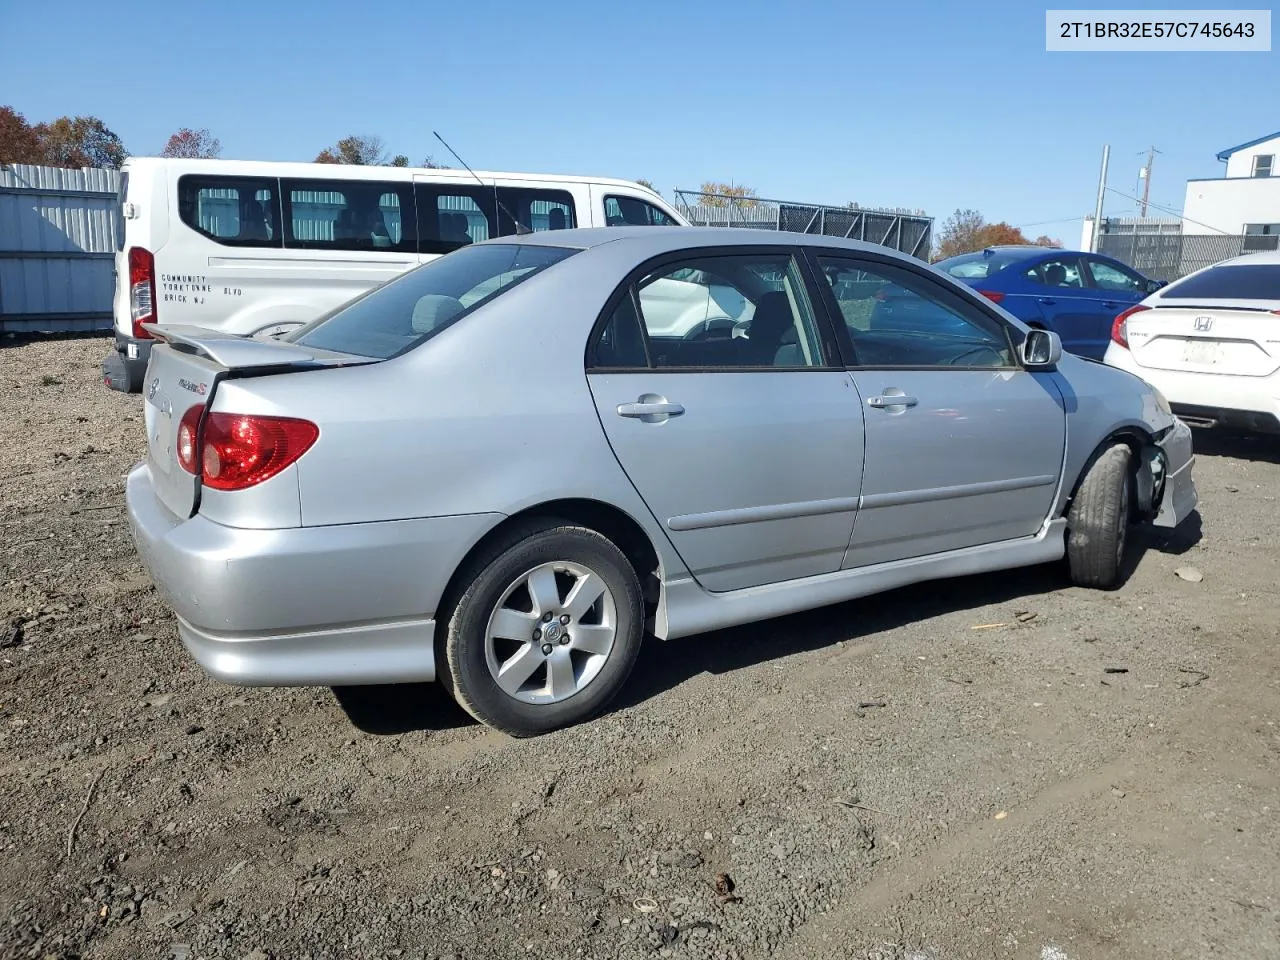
(933, 246, 1165, 360)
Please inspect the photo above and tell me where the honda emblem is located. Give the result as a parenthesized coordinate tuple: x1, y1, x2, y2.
(1193, 316, 1214, 332)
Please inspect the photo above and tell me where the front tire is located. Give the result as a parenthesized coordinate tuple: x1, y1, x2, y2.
(1065, 442, 1133, 589)
(438, 521, 644, 737)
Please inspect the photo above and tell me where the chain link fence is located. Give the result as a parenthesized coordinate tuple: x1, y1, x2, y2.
(1098, 229, 1278, 283)
(673, 190, 933, 261)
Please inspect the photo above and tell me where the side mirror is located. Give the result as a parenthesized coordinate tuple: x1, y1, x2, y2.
(1147, 278, 1168, 293)
(1022, 328, 1062, 368)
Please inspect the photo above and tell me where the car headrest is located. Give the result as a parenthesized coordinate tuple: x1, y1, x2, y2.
(411, 294, 466, 335)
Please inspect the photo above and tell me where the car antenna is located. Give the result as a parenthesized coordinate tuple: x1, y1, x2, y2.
(432, 131, 532, 235)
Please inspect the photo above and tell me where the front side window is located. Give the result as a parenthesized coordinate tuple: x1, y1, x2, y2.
(1253, 154, 1274, 178)
(1026, 256, 1085, 289)
(591, 252, 826, 370)
(817, 255, 1014, 369)
(282, 178, 416, 253)
(288, 243, 577, 359)
(604, 195, 676, 226)
(177, 175, 281, 248)
(1086, 257, 1146, 293)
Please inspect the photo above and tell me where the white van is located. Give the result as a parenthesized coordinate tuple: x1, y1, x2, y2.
(106, 157, 688, 391)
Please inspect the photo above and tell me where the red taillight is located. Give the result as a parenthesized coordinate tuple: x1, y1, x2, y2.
(1111, 304, 1151, 349)
(977, 289, 1004, 304)
(199, 412, 319, 491)
(128, 247, 157, 340)
(176, 404, 203, 474)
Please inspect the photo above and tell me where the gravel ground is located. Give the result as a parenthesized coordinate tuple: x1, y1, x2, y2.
(2, 333, 1278, 960)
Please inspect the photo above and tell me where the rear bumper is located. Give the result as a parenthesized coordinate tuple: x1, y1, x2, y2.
(115, 330, 153, 367)
(1105, 348, 1280, 429)
(1153, 417, 1197, 530)
(125, 462, 501, 687)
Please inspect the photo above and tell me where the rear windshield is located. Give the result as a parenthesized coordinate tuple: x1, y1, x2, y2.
(286, 243, 578, 359)
(1161, 263, 1280, 301)
(934, 251, 1026, 280)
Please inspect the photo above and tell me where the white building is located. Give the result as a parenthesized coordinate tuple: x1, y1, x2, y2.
(1182, 131, 1280, 239)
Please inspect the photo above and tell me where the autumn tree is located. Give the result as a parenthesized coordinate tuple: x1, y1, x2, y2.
(1032, 234, 1063, 248)
(636, 178, 658, 192)
(315, 135, 389, 166)
(934, 209, 987, 260)
(699, 181, 759, 208)
(0, 106, 43, 164)
(161, 127, 221, 159)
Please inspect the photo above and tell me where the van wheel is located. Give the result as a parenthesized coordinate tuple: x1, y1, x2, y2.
(1065, 443, 1133, 589)
(437, 521, 644, 737)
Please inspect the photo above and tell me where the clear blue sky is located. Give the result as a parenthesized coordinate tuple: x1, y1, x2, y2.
(2, 0, 1275, 242)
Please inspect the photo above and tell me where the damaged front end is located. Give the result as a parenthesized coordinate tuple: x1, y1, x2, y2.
(1136, 418, 1198, 529)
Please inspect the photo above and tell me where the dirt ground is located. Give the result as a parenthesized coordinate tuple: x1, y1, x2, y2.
(2, 333, 1278, 960)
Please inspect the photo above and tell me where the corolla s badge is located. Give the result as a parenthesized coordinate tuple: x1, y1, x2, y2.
(1194, 316, 1214, 332)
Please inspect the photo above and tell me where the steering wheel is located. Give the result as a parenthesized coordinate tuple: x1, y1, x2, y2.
(946, 344, 1005, 366)
(682, 316, 737, 341)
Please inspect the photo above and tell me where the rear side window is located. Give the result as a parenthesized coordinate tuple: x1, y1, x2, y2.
(282, 178, 417, 253)
(416, 184, 496, 255)
(604, 195, 676, 226)
(287, 243, 579, 359)
(1161, 264, 1280, 300)
(177, 175, 282, 248)
(496, 187, 577, 236)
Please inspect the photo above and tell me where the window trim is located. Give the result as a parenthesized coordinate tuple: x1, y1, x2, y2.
(176, 174, 283, 249)
(584, 245, 845, 374)
(280, 176, 418, 253)
(802, 247, 1025, 372)
(1252, 154, 1274, 178)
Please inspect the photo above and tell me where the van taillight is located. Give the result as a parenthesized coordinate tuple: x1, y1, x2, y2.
(128, 246, 157, 340)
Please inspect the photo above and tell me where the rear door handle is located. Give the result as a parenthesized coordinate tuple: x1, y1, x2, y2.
(617, 399, 685, 421)
(868, 394, 918, 409)
(1102, 300, 1120, 309)
(1038, 297, 1056, 305)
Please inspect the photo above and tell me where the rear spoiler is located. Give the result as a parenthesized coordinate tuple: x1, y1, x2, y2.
(141, 323, 377, 372)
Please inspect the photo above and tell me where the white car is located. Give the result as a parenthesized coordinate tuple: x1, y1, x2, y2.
(1104, 251, 1280, 433)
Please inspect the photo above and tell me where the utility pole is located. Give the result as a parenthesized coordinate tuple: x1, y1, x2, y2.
(1091, 144, 1110, 252)
(1139, 146, 1161, 217)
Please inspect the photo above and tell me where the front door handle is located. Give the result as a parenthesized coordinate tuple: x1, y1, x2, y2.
(617, 397, 685, 422)
(1038, 297, 1056, 305)
(867, 394, 918, 409)
(1102, 300, 1120, 309)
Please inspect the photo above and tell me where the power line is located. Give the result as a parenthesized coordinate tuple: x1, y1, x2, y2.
(1015, 215, 1088, 229)
(1103, 186, 1231, 234)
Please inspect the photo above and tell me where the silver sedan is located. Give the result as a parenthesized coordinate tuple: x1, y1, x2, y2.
(126, 227, 1198, 736)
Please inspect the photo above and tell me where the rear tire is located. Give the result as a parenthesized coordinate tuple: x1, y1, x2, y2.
(1065, 442, 1133, 589)
(437, 520, 644, 737)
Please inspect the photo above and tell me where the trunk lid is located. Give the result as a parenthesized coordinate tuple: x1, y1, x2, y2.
(140, 324, 375, 518)
(1124, 305, 1280, 377)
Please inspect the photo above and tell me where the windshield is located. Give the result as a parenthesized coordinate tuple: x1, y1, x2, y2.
(1160, 263, 1280, 301)
(286, 243, 579, 359)
(934, 251, 1027, 280)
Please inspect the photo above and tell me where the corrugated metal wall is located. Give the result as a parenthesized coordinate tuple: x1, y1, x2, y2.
(0, 164, 121, 333)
